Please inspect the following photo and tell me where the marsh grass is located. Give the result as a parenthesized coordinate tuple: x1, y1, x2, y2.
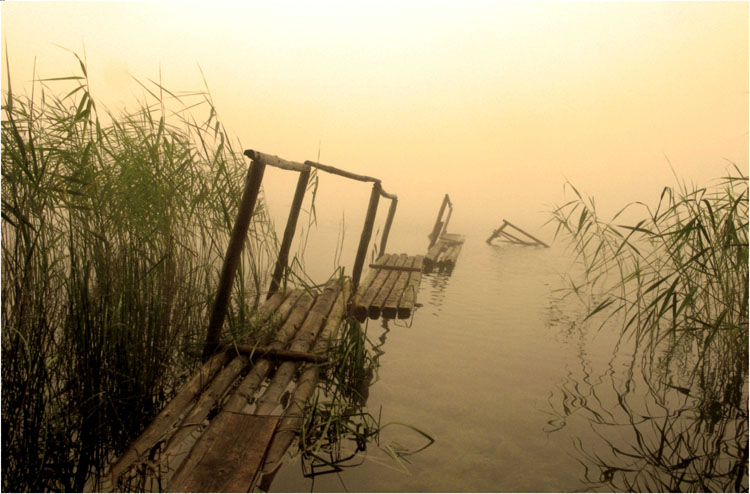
(1, 53, 279, 491)
(548, 167, 748, 491)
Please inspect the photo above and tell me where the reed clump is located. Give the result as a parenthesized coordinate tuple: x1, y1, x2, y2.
(549, 167, 748, 491)
(1, 54, 277, 491)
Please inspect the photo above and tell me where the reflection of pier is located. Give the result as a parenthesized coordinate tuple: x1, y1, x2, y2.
(104, 149, 464, 492)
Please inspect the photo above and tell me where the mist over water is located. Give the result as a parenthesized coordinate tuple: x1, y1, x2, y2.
(1, 2, 747, 492)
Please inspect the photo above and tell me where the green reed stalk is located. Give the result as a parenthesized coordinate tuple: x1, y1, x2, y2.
(548, 167, 748, 491)
(1, 53, 278, 491)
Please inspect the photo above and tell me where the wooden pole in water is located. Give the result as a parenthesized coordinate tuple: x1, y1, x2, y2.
(504, 219, 550, 248)
(202, 159, 267, 360)
(486, 221, 507, 243)
(352, 181, 381, 289)
(379, 196, 398, 255)
(267, 168, 310, 298)
(428, 194, 450, 247)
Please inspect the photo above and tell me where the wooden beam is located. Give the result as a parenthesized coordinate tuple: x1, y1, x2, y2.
(352, 181, 381, 289)
(503, 219, 550, 247)
(220, 344, 330, 364)
(267, 168, 310, 298)
(244, 149, 308, 172)
(304, 159, 380, 183)
(203, 158, 266, 360)
(379, 196, 398, 255)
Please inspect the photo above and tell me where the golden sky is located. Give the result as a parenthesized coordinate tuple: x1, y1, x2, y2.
(2, 1, 748, 233)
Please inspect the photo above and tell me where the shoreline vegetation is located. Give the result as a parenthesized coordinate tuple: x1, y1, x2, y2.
(1, 54, 283, 491)
(2, 55, 430, 492)
(548, 169, 748, 491)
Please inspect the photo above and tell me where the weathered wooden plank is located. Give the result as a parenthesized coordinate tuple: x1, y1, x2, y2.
(440, 232, 465, 244)
(220, 344, 329, 364)
(107, 351, 231, 487)
(398, 255, 423, 319)
(423, 242, 445, 272)
(254, 282, 341, 416)
(369, 254, 409, 319)
(257, 282, 351, 484)
(441, 242, 463, 274)
(367, 263, 422, 272)
(353, 254, 399, 321)
(157, 355, 250, 485)
(381, 256, 416, 319)
(355, 253, 389, 298)
(222, 291, 316, 415)
(168, 413, 280, 493)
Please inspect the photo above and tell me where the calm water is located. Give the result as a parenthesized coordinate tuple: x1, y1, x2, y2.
(263, 223, 612, 492)
(259, 198, 747, 492)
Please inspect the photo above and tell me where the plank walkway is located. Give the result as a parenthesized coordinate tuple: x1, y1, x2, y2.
(102, 145, 466, 492)
(423, 233, 465, 274)
(106, 280, 351, 493)
(352, 253, 424, 321)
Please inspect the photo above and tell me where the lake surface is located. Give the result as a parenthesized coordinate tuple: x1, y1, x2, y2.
(258, 196, 747, 492)
(261, 222, 609, 492)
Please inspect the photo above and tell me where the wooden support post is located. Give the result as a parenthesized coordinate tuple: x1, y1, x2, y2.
(352, 181, 381, 289)
(379, 196, 398, 256)
(428, 194, 450, 247)
(439, 202, 453, 238)
(504, 219, 550, 248)
(202, 159, 267, 360)
(267, 168, 310, 299)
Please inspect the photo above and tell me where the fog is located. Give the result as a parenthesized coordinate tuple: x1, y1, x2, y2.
(2, 1, 747, 238)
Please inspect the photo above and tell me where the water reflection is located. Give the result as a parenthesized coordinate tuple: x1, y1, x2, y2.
(422, 272, 450, 315)
(546, 310, 749, 492)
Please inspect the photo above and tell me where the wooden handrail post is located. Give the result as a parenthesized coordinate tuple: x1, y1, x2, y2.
(439, 202, 453, 238)
(267, 168, 310, 299)
(202, 159, 267, 360)
(352, 181, 381, 289)
(379, 196, 398, 255)
(428, 194, 450, 247)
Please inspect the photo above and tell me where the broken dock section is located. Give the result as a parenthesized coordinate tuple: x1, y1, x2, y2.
(105, 149, 463, 492)
(423, 194, 465, 274)
(486, 219, 549, 248)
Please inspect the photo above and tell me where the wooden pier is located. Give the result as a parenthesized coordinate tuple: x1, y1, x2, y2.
(107, 281, 350, 492)
(423, 194, 465, 274)
(104, 150, 466, 492)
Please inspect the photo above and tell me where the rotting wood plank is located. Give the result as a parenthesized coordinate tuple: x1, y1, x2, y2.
(423, 242, 445, 272)
(369, 254, 409, 319)
(157, 355, 250, 486)
(107, 288, 303, 489)
(220, 344, 329, 364)
(353, 254, 400, 321)
(398, 255, 423, 319)
(165, 291, 317, 489)
(382, 256, 416, 319)
(168, 413, 280, 493)
(254, 282, 341, 416)
(256, 282, 351, 486)
(108, 351, 231, 487)
(221, 290, 316, 415)
(441, 242, 463, 274)
(355, 254, 389, 300)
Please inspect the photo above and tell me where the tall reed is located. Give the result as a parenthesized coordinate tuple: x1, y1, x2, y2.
(1, 53, 278, 491)
(548, 167, 748, 491)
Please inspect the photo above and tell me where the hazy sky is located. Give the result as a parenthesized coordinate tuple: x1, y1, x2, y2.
(2, 1, 748, 237)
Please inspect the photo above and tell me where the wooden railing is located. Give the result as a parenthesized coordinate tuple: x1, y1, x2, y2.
(202, 150, 398, 359)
